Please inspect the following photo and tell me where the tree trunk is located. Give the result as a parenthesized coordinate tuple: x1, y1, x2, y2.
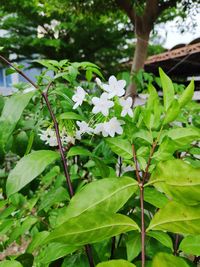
(126, 34, 149, 99)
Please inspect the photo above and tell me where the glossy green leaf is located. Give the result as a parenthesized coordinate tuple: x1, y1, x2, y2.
(152, 252, 190, 267)
(166, 127, 200, 146)
(45, 212, 139, 245)
(36, 243, 78, 264)
(67, 146, 92, 157)
(56, 177, 138, 225)
(144, 187, 168, 208)
(178, 80, 194, 108)
(147, 201, 200, 235)
(0, 261, 23, 267)
(6, 150, 59, 196)
(147, 231, 173, 250)
(179, 235, 200, 255)
(0, 91, 35, 154)
(163, 100, 180, 125)
(153, 137, 177, 161)
(97, 260, 136, 267)
(132, 129, 153, 144)
(106, 137, 132, 159)
(159, 68, 174, 111)
(147, 84, 160, 109)
(150, 159, 200, 205)
(126, 232, 141, 261)
(59, 112, 84, 121)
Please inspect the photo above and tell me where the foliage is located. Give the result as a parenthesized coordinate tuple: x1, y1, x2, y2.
(0, 57, 200, 267)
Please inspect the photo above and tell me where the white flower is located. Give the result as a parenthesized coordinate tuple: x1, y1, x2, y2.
(39, 128, 58, 147)
(119, 97, 133, 117)
(61, 135, 75, 145)
(72, 86, 86, 109)
(104, 117, 124, 137)
(39, 128, 75, 146)
(92, 93, 114, 116)
(102, 75, 126, 98)
(95, 77, 102, 87)
(94, 123, 108, 137)
(37, 25, 47, 38)
(76, 121, 93, 139)
(94, 117, 124, 137)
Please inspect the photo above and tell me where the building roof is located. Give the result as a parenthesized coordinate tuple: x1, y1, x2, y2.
(144, 37, 200, 77)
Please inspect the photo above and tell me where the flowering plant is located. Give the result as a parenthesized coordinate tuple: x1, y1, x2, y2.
(0, 56, 200, 267)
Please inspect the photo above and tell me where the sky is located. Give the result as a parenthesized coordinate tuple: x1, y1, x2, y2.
(158, 13, 200, 49)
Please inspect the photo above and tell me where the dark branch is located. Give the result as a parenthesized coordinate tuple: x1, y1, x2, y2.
(115, 0, 135, 25)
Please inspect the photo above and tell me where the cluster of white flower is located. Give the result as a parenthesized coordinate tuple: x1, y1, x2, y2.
(39, 128, 75, 147)
(39, 75, 134, 145)
(72, 75, 133, 139)
(37, 20, 60, 39)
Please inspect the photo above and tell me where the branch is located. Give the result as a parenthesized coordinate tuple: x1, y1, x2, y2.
(143, 142, 157, 182)
(132, 144, 141, 183)
(115, 0, 135, 25)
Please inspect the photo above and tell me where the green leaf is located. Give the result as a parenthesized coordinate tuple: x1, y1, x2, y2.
(8, 216, 37, 244)
(159, 68, 174, 111)
(166, 127, 200, 146)
(147, 84, 160, 109)
(0, 91, 35, 154)
(179, 235, 200, 255)
(26, 231, 50, 253)
(86, 69, 93, 81)
(61, 254, 90, 267)
(45, 212, 139, 245)
(6, 150, 59, 196)
(147, 231, 173, 250)
(147, 201, 200, 235)
(153, 137, 177, 161)
(152, 252, 190, 267)
(0, 260, 23, 267)
(56, 177, 138, 225)
(97, 260, 136, 267)
(38, 186, 69, 211)
(36, 243, 78, 264)
(163, 100, 180, 125)
(144, 187, 168, 208)
(150, 159, 200, 205)
(132, 129, 153, 144)
(178, 80, 194, 108)
(106, 137, 132, 159)
(126, 232, 141, 261)
(59, 112, 84, 121)
(67, 146, 92, 157)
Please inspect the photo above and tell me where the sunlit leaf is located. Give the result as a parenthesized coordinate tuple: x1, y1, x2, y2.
(147, 201, 200, 235)
(45, 212, 139, 245)
(6, 150, 59, 196)
(56, 177, 138, 225)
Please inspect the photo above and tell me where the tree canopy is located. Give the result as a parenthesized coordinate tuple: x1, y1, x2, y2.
(0, 0, 199, 77)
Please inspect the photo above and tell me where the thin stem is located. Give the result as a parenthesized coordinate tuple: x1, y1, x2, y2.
(0, 54, 95, 267)
(143, 142, 157, 182)
(132, 143, 145, 267)
(173, 234, 179, 256)
(0, 55, 38, 89)
(42, 92, 74, 197)
(132, 144, 141, 183)
(110, 236, 116, 259)
(139, 184, 145, 267)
